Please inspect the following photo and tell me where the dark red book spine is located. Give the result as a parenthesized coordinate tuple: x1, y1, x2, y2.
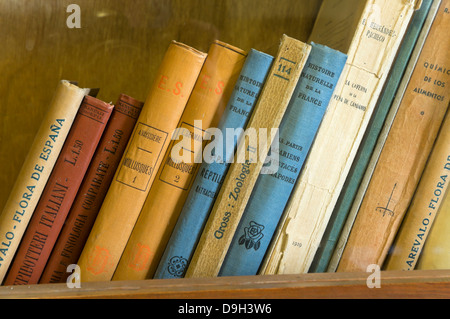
(4, 95, 114, 285)
(39, 94, 143, 284)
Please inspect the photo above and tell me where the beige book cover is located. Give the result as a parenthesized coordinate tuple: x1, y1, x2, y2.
(0, 80, 88, 284)
(112, 40, 247, 281)
(77, 41, 207, 282)
(185, 35, 311, 278)
(260, 0, 419, 275)
(327, 0, 441, 272)
(337, 0, 450, 272)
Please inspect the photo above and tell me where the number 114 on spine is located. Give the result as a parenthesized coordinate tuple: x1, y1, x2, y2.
(185, 35, 311, 278)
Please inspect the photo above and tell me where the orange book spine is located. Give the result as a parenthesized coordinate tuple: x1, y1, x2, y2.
(337, 0, 450, 272)
(76, 41, 207, 283)
(39, 94, 143, 284)
(3, 96, 114, 285)
(112, 40, 247, 281)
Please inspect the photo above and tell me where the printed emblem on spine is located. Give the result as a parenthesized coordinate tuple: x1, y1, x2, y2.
(167, 256, 188, 278)
(128, 243, 152, 272)
(116, 122, 168, 191)
(86, 246, 111, 275)
(238, 221, 265, 251)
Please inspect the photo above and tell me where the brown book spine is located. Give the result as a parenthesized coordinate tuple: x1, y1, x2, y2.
(39, 94, 143, 284)
(3, 96, 114, 285)
(385, 109, 450, 270)
(337, 0, 450, 272)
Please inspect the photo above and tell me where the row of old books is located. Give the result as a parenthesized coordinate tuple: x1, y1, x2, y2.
(0, 0, 449, 286)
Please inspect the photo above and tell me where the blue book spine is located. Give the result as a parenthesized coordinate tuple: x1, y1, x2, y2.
(154, 49, 273, 279)
(308, 0, 434, 273)
(219, 43, 347, 277)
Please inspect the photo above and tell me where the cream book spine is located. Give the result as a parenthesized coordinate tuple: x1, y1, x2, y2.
(327, 0, 442, 272)
(0, 80, 88, 284)
(336, 0, 450, 272)
(260, 0, 419, 275)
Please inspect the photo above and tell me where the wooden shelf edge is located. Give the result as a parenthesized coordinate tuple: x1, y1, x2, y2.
(0, 269, 449, 299)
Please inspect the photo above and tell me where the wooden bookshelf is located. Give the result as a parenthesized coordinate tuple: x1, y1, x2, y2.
(1, 0, 449, 299)
(0, 270, 449, 299)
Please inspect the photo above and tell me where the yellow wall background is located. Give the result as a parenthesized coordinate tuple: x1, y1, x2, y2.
(0, 0, 322, 210)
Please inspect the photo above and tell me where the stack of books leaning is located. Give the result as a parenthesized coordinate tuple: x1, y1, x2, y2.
(0, 0, 449, 286)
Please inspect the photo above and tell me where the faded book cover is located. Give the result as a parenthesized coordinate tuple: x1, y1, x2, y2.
(260, 0, 419, 275)
(323, 0, 440, 273)
(337, 0, 450, 272)
(219, 43, 347, 277)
